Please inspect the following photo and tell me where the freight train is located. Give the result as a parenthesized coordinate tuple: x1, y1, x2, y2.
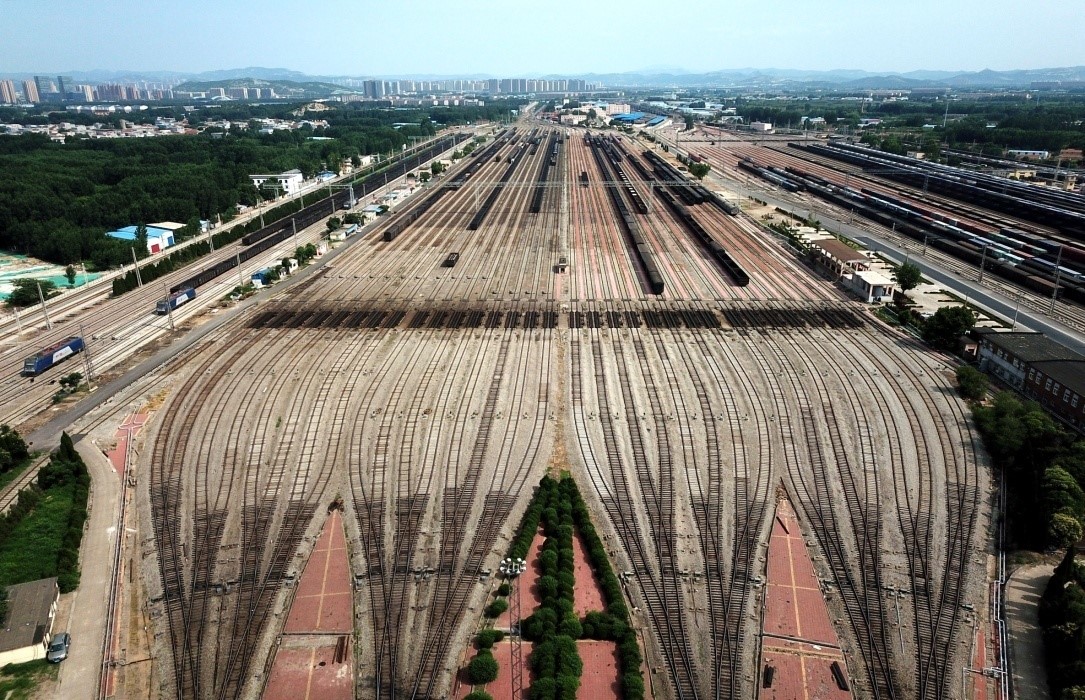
(23, 336, 84, 376)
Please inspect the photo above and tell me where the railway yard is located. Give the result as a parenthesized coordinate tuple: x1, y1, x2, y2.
(13, 120, 1011, 699)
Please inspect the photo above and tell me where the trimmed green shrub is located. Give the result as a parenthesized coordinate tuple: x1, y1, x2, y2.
(467, 650, 499, 684)
(475, 628, 504, 649)
(464, 692, 494, 700)
(484, 598, 508, 618)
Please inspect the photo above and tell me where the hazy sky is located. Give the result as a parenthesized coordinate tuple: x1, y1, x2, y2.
(2, 0, 1082, 76)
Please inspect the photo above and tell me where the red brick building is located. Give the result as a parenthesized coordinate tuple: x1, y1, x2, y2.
(1025, 360, 1085, 427)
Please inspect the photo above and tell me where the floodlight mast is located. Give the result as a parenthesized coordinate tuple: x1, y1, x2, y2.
(500, 556, 528, 699)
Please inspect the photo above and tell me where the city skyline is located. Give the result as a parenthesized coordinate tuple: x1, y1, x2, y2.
(2, 0, 1083, 76)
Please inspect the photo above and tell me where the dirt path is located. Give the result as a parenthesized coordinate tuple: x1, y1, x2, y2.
(1006, 562, 1053, 700)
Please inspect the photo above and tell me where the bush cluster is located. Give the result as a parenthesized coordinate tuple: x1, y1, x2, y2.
(0, 425, 29, 474)
(1040, 553, 1085, 696)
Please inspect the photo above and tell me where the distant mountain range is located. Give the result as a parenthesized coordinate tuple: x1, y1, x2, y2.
(5, 66, 1085, 90)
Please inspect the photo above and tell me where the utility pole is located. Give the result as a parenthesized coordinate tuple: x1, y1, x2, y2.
(237, 249, 243, 288)
(36, 281, 53, 330)
(79, 322, 95, 382)
(1011, 291, 1022, 331)
(292, 218, 298, 251)
(1050, 245, 1064, 313)
(160, 281, 175, 331)
(131, 247, 143, 287)
(978, 244, 989, 283)
(11, 305, 23, 333)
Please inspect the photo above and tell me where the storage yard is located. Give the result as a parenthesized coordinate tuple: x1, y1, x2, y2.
(103, 123, 994, 699)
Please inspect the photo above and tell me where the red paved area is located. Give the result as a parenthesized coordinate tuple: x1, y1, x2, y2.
(498, 528, 546, 628)
(764, 499, 838, 645)
(572, 532, 606, 615)
(105, 412, 147, 477)
(578, 640, 621, 699)
(972, 627, 988, 700)
(285, 510, 352, 634)
(760, 639, 851, 700)
(262, 638, 353, 700)
(264, 512, 354, 700)
(453, 640, 534, 700)
(759, 497, 852, 699)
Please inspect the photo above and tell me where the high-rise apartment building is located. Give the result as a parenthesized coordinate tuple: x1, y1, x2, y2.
(23, 79, 40, 103)
(34, 75, 58, 101)
(0, 80, 16, 104)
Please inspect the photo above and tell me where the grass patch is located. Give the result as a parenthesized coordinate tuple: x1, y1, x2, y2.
(0, 659, 58, 700)
(0, 483, 75, 587)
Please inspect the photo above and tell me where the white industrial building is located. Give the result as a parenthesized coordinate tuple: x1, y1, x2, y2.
(750, 121, 774, 132)
(250, 169, 305, 196)
(848, 270, 895, 303)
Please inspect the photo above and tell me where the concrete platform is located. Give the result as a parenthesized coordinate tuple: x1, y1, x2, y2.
(759, 497, 852, 699)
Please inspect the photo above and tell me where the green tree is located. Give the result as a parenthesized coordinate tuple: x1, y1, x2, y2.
(921, 305, 975, 351)
(5, 279, 59, 308)
(135, 223, 148, 254)
(896, 262, 922, 293)
(1048, 512, 1083, 551)
(684, 115, 695, 131)
(955, 366, 989, 400)
(431, 161, 445, 176)
(64, 265, 76, 286)
(688, 162, 710, 180)
(467, 651, 499, 684)
(326, 216, 342, 231)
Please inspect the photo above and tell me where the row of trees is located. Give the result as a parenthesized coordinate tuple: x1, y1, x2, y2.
(975, 393, 1085, 551)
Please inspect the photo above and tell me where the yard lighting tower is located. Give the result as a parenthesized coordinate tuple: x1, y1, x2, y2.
(500, 556, 527, 700)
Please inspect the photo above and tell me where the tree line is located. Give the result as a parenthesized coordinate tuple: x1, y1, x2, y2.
(0, 102, 514, 269)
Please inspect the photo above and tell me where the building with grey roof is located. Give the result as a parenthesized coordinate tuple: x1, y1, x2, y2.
(0, 578, 59, 666)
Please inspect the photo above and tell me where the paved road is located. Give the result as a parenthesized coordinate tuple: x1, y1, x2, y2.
(56, 438, 122, 700)
(1006, 563, 1053, 700)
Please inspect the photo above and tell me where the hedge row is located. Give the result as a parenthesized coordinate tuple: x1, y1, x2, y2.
(39, 433, 91, 593)
(520, 477, 583, 700)
(565, 478, 645, 699)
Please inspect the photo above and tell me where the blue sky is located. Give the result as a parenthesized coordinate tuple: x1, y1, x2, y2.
(2, 0, 1082, 75)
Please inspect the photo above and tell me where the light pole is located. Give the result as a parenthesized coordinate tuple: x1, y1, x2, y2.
(500, 556, 527, 700)
(1011, 291, 1022, 331)
(35, 281, 53, 330)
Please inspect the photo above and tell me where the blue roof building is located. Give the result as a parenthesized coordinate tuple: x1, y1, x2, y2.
(106, 225, 176, 254)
